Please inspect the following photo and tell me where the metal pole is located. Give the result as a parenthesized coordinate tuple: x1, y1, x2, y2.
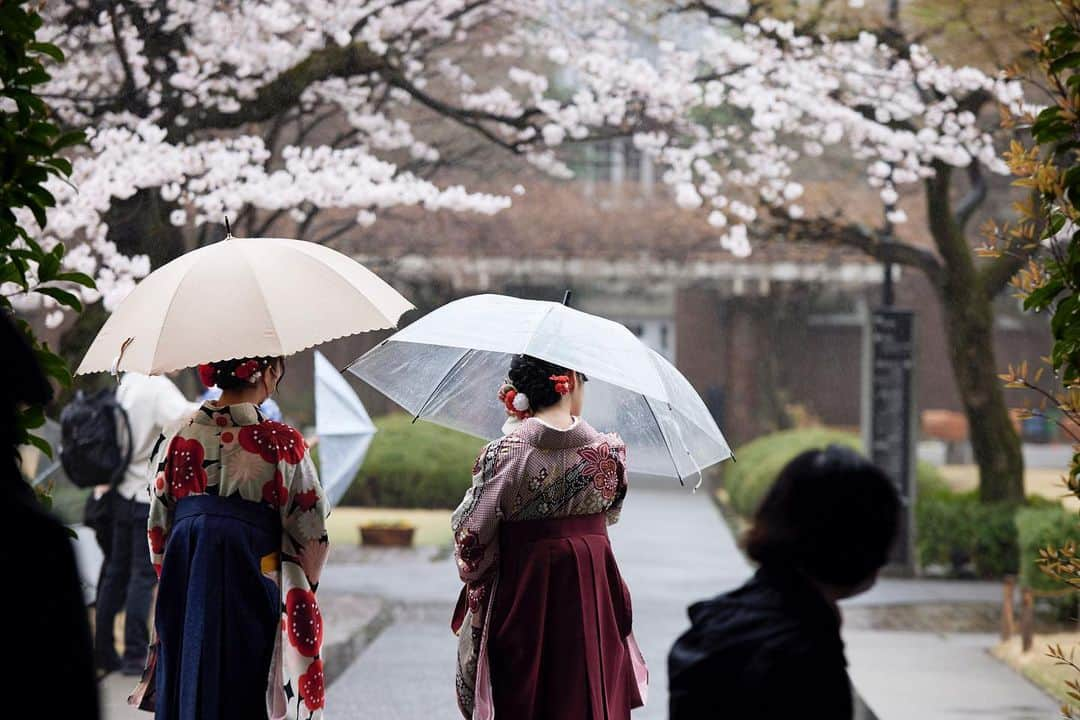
(882, 207, 895, 307)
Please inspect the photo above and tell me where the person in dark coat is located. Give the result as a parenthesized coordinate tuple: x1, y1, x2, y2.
(1, 310, 100, 719)
(668, 445, 900, 720)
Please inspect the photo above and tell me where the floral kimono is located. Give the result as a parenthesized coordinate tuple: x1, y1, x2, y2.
(139, 402, 329, 720)
(451, 417, 648, 720)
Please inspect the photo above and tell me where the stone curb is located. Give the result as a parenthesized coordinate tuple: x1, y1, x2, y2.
(324, 597, 396, 687)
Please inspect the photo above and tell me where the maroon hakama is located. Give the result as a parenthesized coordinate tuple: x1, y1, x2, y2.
(488, 514, 645, 720)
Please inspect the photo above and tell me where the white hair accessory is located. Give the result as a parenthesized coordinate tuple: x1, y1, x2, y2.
(512, 393, 530, 412)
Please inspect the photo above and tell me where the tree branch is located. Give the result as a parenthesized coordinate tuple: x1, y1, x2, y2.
(174, 42, 386, 139)
(760, 207, 946, 284)
(763, 207, 945, 287)
(954, 162, 987, 232)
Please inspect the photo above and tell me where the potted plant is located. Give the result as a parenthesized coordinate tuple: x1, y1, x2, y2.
(359, 520, 416, 547)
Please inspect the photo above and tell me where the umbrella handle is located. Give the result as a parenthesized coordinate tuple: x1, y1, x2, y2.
(110, 337, 134, 378)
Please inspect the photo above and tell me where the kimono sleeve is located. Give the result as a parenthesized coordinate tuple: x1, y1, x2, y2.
(450, 440, 506, 719)
(279, 450, 330, 720)
(146, 431, 173, 577)
(451, 439, 504, 587)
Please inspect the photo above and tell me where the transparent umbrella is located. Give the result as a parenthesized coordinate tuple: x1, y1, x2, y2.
(347, 294, 732, 486)
(314, 350, 376, 507)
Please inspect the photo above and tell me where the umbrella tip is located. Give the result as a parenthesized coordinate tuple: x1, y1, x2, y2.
(224, 216, 232, 238)
(562, 290, 572, 307)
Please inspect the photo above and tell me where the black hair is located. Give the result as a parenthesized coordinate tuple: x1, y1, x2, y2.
(507, 354, 574, 413)
(204, 356, 285, 391)
(1, 310, 52, 474)
(743, 444, 901, 588)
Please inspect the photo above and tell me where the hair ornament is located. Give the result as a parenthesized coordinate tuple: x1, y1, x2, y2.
(198, 364, 217, 388)
(234, 359, 262, 383)
(498, 381, 531, 420)
(550, 374, 572, 395)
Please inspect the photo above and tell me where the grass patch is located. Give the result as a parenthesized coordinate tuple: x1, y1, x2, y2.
(326, 506, 453, 547)
(993, 633, 1080, 706)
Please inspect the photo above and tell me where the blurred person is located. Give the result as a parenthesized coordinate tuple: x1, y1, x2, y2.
(668, 445, 900, 719)
(95, 371, 199, 677)
(451, 354, 647, 720)
(1, 309, 100, 718)
(133, 357, 329, 720)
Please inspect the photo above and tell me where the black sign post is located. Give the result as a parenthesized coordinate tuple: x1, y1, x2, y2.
(866, 308, 916, 572)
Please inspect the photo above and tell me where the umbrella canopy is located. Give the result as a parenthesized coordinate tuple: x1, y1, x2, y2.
(77, 235, 414, 375)
(347, 294, 731, 484)
(314, 350, 376, 507)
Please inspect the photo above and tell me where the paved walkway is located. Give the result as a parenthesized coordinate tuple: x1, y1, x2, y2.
(97, 484, 1061, 719)
(322, 485, 750, 718)
(322, 485, 1060, 719)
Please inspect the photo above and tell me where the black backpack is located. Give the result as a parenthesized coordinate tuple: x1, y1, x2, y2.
(60, 388, 132, 489)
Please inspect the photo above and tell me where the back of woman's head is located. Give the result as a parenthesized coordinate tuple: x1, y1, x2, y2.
(199, 356, 285, 391)
(507, 354, 571, 413)
(743, 445, 901, 588)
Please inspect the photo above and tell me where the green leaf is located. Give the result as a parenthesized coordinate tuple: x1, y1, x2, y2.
(21, 404, 45, 430)
(55, 270, 95, 288)
(34, 346, 72, 387)
(42, 157, 72, 176)
(51, 130, 86, 152)
(28, 42, 64, 63)
(37, 285, 82, 312)
(36, 250, 59, 281)
(27, 433, 53, 459)
(1050, 51, 1080, 75)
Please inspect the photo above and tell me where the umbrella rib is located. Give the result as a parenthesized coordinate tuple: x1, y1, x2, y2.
(643, 396, 686, 487)
(411, 348, 471, 424)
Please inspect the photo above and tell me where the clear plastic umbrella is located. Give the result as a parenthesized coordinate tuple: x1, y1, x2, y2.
(314, 351, 377, 507)
(347, 294, 732, 485)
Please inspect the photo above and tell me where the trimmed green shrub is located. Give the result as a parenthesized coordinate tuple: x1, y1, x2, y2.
(915, 493, 1019, 578)
(723, 427, 945, 519)
(339, 414, 485, 509)
(1016, 505, 1079, 619)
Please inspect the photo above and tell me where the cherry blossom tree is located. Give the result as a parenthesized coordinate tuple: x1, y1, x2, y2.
(20, 0, 1037, 501)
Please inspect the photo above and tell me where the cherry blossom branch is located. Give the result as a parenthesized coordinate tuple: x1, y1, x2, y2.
(763, 208, 945, 286)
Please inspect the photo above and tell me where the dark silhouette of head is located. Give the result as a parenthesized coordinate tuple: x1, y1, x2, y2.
(743, 444, 901, 596)
(1, 310, 53, 479)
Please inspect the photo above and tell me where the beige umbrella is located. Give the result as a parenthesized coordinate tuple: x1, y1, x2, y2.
(77, 235, 413, 375)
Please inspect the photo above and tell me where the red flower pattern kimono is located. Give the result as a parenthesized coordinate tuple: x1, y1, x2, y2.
(144, 402, 329, 720)
(451, 417, 648, 719)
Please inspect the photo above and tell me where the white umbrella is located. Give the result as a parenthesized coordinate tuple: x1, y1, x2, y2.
(347, 293, 731, 485)
(77, 235, 414, 375)
(314, 350, 376, 507)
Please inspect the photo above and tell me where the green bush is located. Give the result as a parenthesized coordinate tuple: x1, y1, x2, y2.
(915, 493, 1019, 578)
(723, 427, 944, 519)
(1016, 506, 1079, 619)
(338, 414, 485, 509)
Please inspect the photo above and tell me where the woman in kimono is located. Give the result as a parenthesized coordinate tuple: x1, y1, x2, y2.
(451, 354, 648, 720)
(138, 356, 329, 720)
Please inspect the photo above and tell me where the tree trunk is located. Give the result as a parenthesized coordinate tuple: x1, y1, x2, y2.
(939, 274, 1025, 503)
(926, 165, 1025, 504)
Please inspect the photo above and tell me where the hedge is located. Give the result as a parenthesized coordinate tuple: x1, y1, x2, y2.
(1016, 505, 1079, 618)
(717, 426, 1070, 579)
(338, 414, 485, 509)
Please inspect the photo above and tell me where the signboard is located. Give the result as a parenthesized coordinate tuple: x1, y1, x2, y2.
(867, 309, 916, 570)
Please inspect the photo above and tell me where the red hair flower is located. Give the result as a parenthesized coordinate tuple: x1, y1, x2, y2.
(550, 374, 573, 395)
(197, 364, 216, 388)
(498, 382, 531, 420)
(234, 359, 261, 381)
